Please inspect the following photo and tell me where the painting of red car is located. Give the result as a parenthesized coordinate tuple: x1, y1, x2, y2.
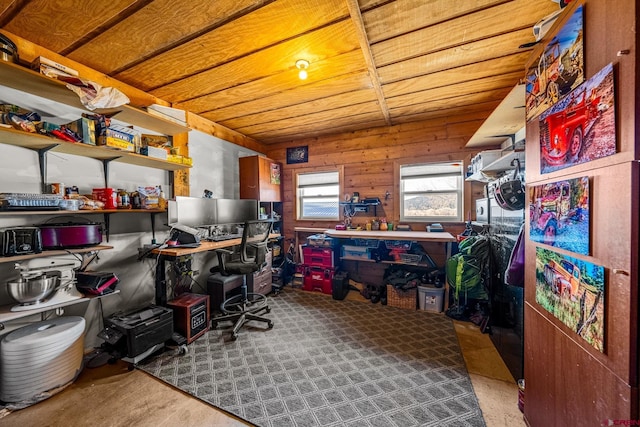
(529, 176, 589, 255)
(539, 62, 616, 174)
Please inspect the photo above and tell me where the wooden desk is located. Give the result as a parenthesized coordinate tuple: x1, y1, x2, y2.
(324, 229, 455, 259)
(152, 233, 281, 257)
(323, 229, 456, 310)
(151, 234, 280, 305)
(323, 229, 456, 243)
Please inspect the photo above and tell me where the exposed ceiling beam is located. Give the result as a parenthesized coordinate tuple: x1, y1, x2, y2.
(345, 0, 391, 126)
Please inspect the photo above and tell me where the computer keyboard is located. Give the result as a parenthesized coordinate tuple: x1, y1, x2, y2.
(208, 233, 242, 242)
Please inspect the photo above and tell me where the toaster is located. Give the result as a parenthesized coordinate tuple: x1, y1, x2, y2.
(0, 227, 43, 256)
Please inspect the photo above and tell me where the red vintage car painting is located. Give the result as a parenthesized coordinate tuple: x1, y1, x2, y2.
(529, 176, 589, 255)
(539, 62, 615, 174)
(540, 89, 603, 166)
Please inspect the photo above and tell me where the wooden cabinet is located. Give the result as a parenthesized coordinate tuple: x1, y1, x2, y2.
(239, 155, 282, 202)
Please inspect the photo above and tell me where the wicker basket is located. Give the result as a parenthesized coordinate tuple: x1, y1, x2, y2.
(386, 284, 417, 310)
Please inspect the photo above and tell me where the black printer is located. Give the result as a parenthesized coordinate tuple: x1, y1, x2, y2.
(101, 305, 173, 358)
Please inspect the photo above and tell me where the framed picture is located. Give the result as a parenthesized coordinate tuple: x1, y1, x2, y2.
(539, 62, 616, 173)
(286, 145, 308, 164)
(535, 247, 605, 352)
(525, 4, 584, 121)
(270, 162, 281, 185)
(529, 176, 589, 255)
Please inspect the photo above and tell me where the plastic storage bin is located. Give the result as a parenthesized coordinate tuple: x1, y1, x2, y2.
(341, 245, 370, 260)
(306, 234, 337, 247)
(418, 285, 444, 312)
(302, 265, 334, 294)
(302, 246, 338, 267)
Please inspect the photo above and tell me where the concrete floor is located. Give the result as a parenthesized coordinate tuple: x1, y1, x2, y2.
(454, 321, 525, 427)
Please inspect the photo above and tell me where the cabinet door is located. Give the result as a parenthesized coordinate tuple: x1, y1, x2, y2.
(239, 156, 281, 201)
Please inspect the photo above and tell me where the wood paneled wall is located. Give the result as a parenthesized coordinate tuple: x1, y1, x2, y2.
(522, 1, 639, 425)
(265, 110, 494, 244)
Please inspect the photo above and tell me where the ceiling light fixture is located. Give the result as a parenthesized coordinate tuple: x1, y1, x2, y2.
(296, 59, 309, 80)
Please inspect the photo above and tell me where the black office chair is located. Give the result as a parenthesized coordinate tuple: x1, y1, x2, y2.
(211, 220, 273, 340)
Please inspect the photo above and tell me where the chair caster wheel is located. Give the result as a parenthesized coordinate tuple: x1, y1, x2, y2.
(267, 322, 274, 329)
(230, 333, 238, 341)
(265, 307, 271, 313)
(179, 345, 188, 355)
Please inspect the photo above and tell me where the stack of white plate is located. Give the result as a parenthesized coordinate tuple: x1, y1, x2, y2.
(0, 316, 85, 403)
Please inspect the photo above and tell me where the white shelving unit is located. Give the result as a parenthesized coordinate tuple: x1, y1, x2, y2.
(0, 290, 120, 328)
(0, 245, 116, 328)
(481, 150, 525, 173)
(466, 150, 526, 182)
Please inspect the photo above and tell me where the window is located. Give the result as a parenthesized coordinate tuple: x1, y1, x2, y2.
(296, 170, 340, 220)
(400, 161, 463, 222)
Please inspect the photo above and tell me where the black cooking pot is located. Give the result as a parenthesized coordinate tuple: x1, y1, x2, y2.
(495, 159, 525, 211)
(39, 217, 103, 249)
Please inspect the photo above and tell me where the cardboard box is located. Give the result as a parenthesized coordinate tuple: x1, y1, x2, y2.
(100, 125, 138, 151)
(105, 126, 136, 144)
(146, 104, 187, 125)
(31, 56, 79, 76)
(140, 146, 168, 160)
(105, 137, 134, 152)
(65, 118, 95, 145)
(182, 156, 193, 166)
(141, 134, 170, 148)
(138, 186, 161, 209)
(167, 154, 183, 164)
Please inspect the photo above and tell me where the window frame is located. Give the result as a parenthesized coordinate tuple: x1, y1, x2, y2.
(397, 161, 464, 223)
(293, 166, 344, 221)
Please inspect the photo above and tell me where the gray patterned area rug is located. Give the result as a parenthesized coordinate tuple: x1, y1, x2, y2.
(139, 290, 486, 427)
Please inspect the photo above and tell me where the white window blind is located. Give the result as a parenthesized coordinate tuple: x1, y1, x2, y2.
(400, 161, 463, 222)
(296, 171, 339, 220)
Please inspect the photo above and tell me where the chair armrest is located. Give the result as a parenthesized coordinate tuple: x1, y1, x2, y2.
(214, 248, 234, 255)
(214, 248, 235, 275)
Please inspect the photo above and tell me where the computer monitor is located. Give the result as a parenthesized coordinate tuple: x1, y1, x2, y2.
(168, 197, 257, 226)
(168, 196, 217, 227)
(215, 199, 258, 225)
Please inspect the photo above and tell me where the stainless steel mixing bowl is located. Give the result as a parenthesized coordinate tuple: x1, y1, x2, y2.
(7, 275, 59, 304)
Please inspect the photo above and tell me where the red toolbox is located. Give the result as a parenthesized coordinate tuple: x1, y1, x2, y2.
(301, 265, 334, 294)
(302, 246, 338, 268)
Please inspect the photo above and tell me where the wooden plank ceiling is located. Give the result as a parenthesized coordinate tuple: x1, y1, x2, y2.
(0, 0, 560, 146)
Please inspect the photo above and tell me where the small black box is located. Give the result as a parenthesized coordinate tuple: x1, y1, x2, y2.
(207, 273, 243, 313)
(104, 305, 173, 358)
(332, 271, 350, 300)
